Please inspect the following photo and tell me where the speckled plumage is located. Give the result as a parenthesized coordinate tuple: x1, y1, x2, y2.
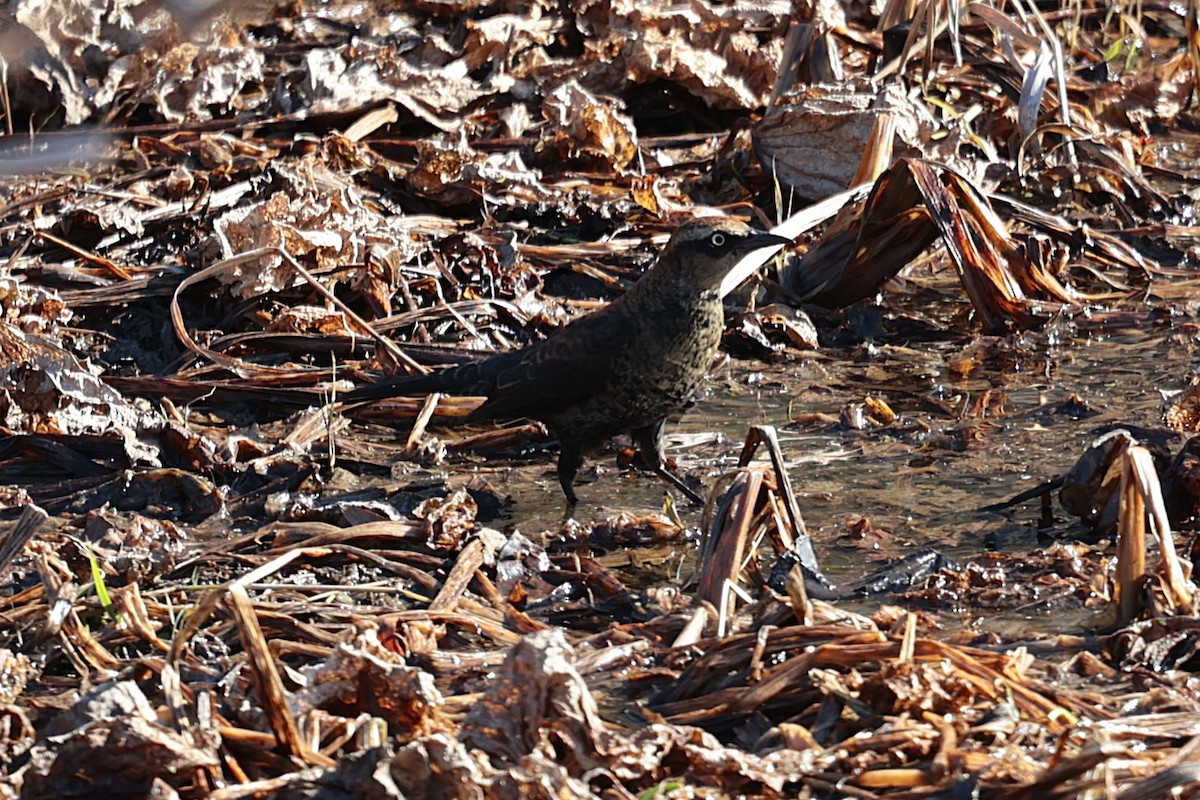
(349, 217, 790, 503)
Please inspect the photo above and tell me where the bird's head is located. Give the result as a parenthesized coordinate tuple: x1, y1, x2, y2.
(654, 217, 792, 290)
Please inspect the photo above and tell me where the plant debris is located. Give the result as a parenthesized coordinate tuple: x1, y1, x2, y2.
(5, 0, 1200, 798)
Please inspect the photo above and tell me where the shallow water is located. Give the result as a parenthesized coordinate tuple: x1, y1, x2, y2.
(455, 287, 1198, 638)
(500, 318, 1187, 528)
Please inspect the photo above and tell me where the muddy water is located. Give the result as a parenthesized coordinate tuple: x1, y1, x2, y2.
(475, 295, 1196, 598)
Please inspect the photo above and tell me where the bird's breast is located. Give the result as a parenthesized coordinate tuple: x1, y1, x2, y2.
(536, 287, 726, 439)
(605, 294, 724, 414)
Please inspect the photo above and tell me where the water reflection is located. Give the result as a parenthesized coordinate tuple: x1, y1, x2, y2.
(492, 316, 1190, 579)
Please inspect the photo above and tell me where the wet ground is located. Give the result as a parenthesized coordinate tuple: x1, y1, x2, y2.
(362, 271, 1198, 638)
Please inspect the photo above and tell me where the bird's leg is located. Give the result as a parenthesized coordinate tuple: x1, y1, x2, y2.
(630, 418, 668, 471)
(631, 420, 705, 505)
(556, 439, 584, 506)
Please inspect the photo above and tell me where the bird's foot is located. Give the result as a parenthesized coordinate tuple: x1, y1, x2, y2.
(656, 466, 705, 505)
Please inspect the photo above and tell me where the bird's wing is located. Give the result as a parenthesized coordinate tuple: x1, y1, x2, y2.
(471, 310, 628, 421)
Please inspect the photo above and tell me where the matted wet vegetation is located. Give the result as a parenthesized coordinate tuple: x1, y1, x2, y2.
(3, 0, 1200, 797)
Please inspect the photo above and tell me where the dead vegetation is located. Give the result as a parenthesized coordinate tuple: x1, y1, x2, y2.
(3, 0, 1200, 797)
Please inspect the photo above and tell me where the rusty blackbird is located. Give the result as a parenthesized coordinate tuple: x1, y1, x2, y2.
(348, 217, 791, 504)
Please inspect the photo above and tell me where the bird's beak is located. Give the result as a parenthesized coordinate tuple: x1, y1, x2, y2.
(719, 231, 793, 298)
(744, 231, 794, 251)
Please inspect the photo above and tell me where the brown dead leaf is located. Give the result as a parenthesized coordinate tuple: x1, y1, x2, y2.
(542, 82, 639, 171)
(1092, 52, 1195, 136)
(755, 82, 933, 200)
(19, 681, 219, 799)
(572, 0, 786, 109)
(6, 0, 171, 124)
(265, 306, 358, 336)
(464, 14, 558, 72)
(727, 303, 819, 356)
(780, 159, 1078, 331)
(295, 627, 449, 738)
(1165, 381, 1200, 433)
(855, 659, 977, 716)
(0, 324, 160, 463)
(414, 488, 478, 551)
(303, 42, 490, 131)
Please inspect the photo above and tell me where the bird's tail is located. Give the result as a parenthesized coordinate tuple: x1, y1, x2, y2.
(345, 348, 515, 403)
(344, 368, 467, 403)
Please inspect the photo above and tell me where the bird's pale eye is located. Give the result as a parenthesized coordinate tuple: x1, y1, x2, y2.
(710, 232, 726, 248)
